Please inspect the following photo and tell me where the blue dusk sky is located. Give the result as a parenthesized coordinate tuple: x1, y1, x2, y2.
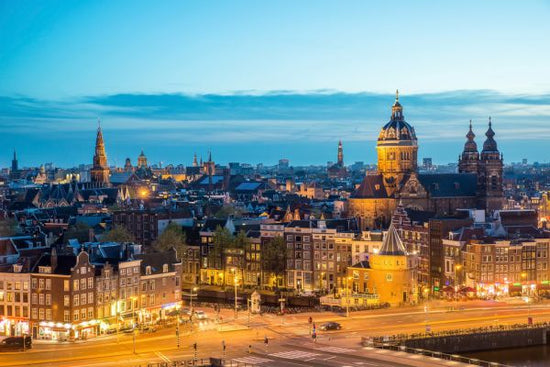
(0, 0, 549, 168)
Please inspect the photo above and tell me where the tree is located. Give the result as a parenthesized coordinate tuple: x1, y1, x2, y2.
(103, 224, 134, 242)
(153, 222, 187, 259)
(0, 218, 18, 237)
(233, 230, 249, 249)
(207, 226, 235, 284)
(262, 236, 288, 289)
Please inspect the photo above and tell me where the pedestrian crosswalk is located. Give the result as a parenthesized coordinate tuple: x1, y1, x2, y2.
(232, 356, 273, 365)
(269, 350, 320, 360)
(313, 346, 355, 354)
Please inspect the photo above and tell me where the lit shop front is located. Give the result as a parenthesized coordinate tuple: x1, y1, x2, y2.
(0, 317, 30, 336)
(36, 320, 104, 341)
(476, 281, 540, 298)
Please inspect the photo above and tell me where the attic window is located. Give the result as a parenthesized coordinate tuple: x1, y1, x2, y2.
(375, 184, 381, 190)
(38, 266, 51, 274)
(163, 264, 168, 273)
(454, 182, 460, 190)
(13, 264, 22, 273)
(146, 266, 151, 275)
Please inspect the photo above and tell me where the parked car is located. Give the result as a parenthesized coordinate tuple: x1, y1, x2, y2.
(319, 322, 342, 331)
(0, 336, 32, 352)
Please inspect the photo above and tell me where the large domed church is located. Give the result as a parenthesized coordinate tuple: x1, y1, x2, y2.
(349, 91, 504, 229)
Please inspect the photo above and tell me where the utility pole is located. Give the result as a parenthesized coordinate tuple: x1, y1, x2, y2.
(346, 276, 351, 318)
(176, 318, 180, 348)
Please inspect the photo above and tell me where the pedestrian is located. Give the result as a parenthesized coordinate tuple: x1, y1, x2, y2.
(248, 344, 252, 354)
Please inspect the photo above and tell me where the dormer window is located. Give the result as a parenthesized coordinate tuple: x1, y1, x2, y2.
(38, 266, 52, 274)
(146, 266, 151, 275)
(13, 265, 22, 273)
(163, 264, 168, 273)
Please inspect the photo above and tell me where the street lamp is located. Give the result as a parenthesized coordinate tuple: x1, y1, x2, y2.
(346, 276, 352, 318)
(232, 269, 238, 319)
(454, 264, 462, 304)
(190, 287, 198, 311)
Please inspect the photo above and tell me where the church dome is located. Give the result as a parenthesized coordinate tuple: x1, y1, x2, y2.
(378, 90, 417, 142)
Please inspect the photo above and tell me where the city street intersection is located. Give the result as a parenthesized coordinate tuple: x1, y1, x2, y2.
(1, 299, 548, 367)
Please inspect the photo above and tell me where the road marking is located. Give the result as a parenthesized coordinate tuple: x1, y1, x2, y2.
(154, 351, 171, 363)
(314, 346, 356, 353)
(270, 350, 320, 360)
(232, 356, 272, 365)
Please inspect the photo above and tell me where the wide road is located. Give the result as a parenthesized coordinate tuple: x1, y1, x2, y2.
(1, 299, 547, 367)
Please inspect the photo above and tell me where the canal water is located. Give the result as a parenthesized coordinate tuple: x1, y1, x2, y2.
(464, 345, 550, 366)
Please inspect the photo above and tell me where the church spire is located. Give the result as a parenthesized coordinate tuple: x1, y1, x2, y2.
(391, 89, 404, 120)
(337, 140, 344, 166)
(11, 148, 18, 173)
(90, 119, 110, 185)
(193, 153, 198, 167)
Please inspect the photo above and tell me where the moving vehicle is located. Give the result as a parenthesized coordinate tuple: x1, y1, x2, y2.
(0, 336, 32, 352)
(194, 310, 208, 320)
(319, 322, 342, 331)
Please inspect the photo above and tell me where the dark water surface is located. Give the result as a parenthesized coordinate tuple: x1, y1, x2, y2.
(464, 345, 550, 366)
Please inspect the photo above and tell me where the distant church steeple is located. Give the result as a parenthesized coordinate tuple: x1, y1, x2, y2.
(90, 119, 110, 185)
(11, 149, 18, 172)
(193, 153, 198, 167)
(337, 140, 344, 166)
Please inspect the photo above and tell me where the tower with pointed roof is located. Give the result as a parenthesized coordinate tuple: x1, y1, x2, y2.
(90, 121, 110, 185)
(11, 149, 18, 172)
(356, 223, 418, 305)
(376, 90, 418, 194)
(458, 120, 479, 174)
(124, 158, 133, 172)
(478, 117, 504, 210)
(337, 140, 344, 166)
(193, 153, 198, 167)
(137, 150, 148, 169)
(10, 149, 19, 179)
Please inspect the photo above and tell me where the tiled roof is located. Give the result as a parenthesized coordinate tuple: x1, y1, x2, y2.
(379, 224, 407, 256)
(351, 174, 388, 199)
(417, 173, 477, 197)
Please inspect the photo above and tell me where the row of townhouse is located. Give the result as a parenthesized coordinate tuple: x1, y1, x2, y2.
(0, 243, 182, 340)
(463, 238, 550, 297)
(195, 217, 358, 293)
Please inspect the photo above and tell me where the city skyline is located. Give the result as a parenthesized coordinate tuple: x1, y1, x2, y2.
(2, 90, 549, 168)
(1, 1, 549, 167)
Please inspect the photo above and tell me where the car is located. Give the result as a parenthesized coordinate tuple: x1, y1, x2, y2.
(0, 336, 32, 352)
(194, 310, 208, 320)
(319, 322, 342, 331)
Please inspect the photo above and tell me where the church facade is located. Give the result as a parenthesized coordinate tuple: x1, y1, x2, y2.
(349, 92, 504, 229)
